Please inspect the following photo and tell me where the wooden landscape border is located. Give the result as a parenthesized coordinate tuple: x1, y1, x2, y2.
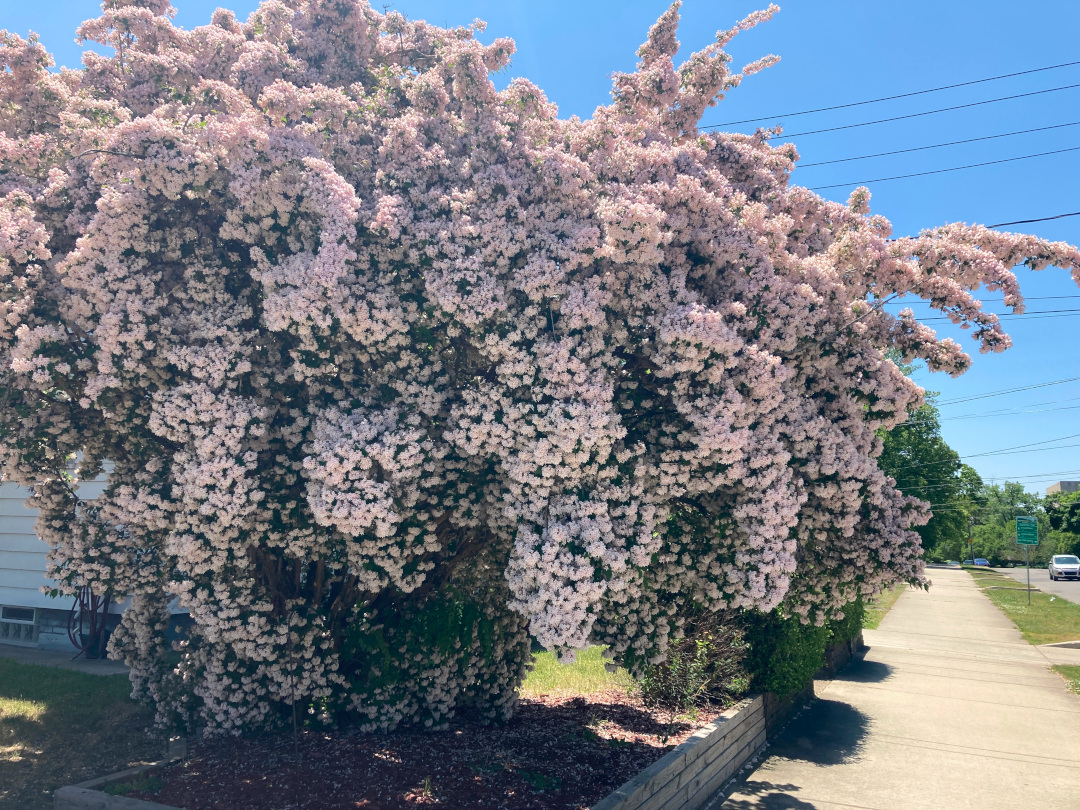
(590, 631, 864, 810)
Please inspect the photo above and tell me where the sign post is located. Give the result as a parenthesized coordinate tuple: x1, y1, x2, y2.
(1016, 516, 1039, 605)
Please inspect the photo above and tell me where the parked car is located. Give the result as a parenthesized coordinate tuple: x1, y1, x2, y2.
(963, 559, 990, 566)
(1049, 555, 1080, 581)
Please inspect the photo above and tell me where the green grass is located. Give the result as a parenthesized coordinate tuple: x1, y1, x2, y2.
(863, 584, 907, 630)
(1053, 665, 1080, 696)
(0, 659, 159, 810)
(967, 568, 1080, 645)
(521, 646, 634, 697)
(104, 774, 163, 796)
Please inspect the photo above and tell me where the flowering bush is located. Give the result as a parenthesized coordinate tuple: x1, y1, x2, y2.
(2, 0, 1078, 734)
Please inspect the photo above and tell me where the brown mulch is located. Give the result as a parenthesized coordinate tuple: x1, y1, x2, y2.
(130, 690, 727, 809)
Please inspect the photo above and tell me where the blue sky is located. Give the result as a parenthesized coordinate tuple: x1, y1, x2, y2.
(7, 0, 1080, 493)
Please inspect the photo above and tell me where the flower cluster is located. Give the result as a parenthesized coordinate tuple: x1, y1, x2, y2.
(2, 0, 1078, 733)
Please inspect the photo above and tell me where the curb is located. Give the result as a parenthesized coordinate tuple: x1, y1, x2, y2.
(54, 739, 186, 810)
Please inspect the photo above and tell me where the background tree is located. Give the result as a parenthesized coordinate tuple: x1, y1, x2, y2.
(877, 401, 980, 561)
(2, 0, 1079, 735)
(1046, 490, 1080, 556)
(968, 482, 1053, 565)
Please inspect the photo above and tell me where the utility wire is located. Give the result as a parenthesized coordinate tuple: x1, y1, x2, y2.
(945, 395, 1080, 416)
(987, 211, 1080, 228)
(967, 432, 1080, 458)
(921, 312, 1080, 323)
(881, 212, 1080, 242)
(884, 294, 1080, 305)
(890, 469, 1080, 497)
(749, 83, 1080, 139)
(970, 441, 1080, 459)
(710, 60, 1080, 126)
(899, 469, 1080, 489)
(918, 307, 1080, 322)
(890, 441, 1080, 473)
(889, 432, 1080, 472)
(807, 145, 1080, 191)
(798, 121, 1080, 168)
(894, 402, 1080, 428)
(937, 376, 1080, 406)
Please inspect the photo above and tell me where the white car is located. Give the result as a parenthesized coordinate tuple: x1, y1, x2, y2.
(1049, 555, 1080, 581)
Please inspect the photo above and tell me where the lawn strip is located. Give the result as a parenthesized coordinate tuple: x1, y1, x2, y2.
(1053, 665, 1080, 695)
(863, 583, 907, 630)
(0, 658, 158, 810)
(966, 568, 1080, 645)
(522, 646, 634, 697)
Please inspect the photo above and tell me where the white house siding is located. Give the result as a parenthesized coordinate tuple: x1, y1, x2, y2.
(0, 478, 107, 650)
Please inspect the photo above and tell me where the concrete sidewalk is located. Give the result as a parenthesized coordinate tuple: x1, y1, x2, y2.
(719, 569, 1080, 810)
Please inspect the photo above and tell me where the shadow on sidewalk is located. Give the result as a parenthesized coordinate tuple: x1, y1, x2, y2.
(834, 657, 893, 684)
(722, 780, 817, 808)
(722, 700, 870, 808)
(720, 655, 882, 807)
(766, 698, 870, 766)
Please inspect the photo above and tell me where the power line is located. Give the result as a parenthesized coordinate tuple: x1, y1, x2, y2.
(970, 441, 1080, 459)
(949, 402, 1080, 421)
(899, 431, 1080, 470)
(890, 438, 1080, 473)
(884, 294, 1080, 305)
(749, 83, 1080, 139)
(918, 307, 1080, 322)
(937, 376, 1080, 406)
(798, 121, 1080, 168)
(979, 468, 1080, 481)
(948, 395, 1080, 415)
(893, 469, 1080, 495)
(882, 212, 1080, 242)
(987, 211, 1080, 228)
(806, 146, 1080, 191)
(921, 313, 1080, 324)
(967, 432, 1080, 459)
(891, 470, 1080, 500)
(894, 401, 1080, 428)
(710, 60, 1080, 126)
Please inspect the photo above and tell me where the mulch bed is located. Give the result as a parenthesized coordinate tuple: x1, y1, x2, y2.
(130, 690, 727, 809)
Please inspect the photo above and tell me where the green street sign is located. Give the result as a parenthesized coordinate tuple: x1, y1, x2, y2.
(1016, 516, 1039, 545)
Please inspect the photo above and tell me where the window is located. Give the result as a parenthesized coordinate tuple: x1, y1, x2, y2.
(1, 606, 35, 623)
(0, 606, 38, 645)
(1053, 556, 1080, 565)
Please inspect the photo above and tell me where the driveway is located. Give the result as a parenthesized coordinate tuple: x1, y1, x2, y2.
(993, 566, 1080, 604)
(718, 569, 1080, 810)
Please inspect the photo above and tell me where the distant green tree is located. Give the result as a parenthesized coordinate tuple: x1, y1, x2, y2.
(969, 482, 1054, 565)
(1046, 490, 1080, 556)
(878, 402, 976, 561)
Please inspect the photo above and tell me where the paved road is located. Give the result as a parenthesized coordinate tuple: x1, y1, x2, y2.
(718, 569, 1080, 810)
(993, 566, 1080, 604)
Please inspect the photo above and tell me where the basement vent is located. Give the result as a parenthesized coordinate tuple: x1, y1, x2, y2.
(0, 606, 38, 646)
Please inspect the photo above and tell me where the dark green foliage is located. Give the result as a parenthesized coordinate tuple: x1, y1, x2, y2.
(878, 402, 979, 560)
(1047, 491, 1080, 555)
(337, 565, 531, 729)
(969, 482, 1062, 565)
(827, 599, 864, 644)
(635, 609, 748, 711)
(742, 610, 829, 698)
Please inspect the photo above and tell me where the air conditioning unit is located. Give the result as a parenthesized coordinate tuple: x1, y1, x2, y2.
(0, 606, 39, 646)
